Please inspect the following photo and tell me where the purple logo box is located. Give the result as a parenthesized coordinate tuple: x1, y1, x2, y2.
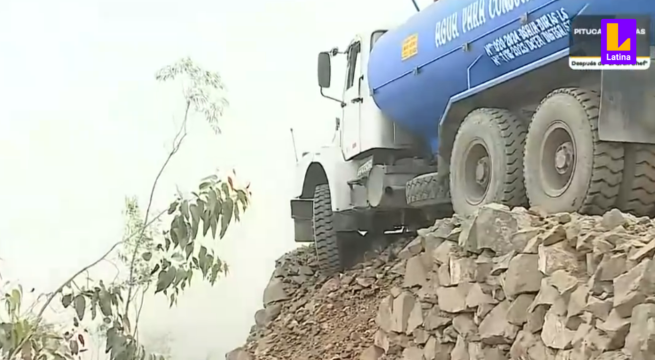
(601, 18, 637, 65)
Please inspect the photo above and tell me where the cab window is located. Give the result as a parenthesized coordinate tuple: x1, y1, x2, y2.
(345, 42, 361, 89)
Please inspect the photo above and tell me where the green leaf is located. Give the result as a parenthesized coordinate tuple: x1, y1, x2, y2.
(69, 339, 79, 355)
(167, 201, 178, 215)
(73, 294, 86, 320)
(197, 198, 206, 213)
(198, 247, 211, 278)
(210, 262, 221, 285)
(204, 255, 214, 278)
(209, 211, 218, 238)
(170, 226, 179, 246)
(174, 267, 187, 287)
(105, 327, 118, 353)
(91, 295, 98, 320)
(155, 266, 176, 293)
(141, 252, 152, 261)
(220, 198, 234, 238)
(202, 209, 211, 236)
(190, 204, 201, 239)
(99, 290, 112, 317)
(221, 182, 231, 198)
(198, 246, 207, 260)
(207, 190, 217, 213)
(180, 200, 189, 220)
(61, 294, 73, 308)
(236, 189, 248, 206)
(185, 242, 194, 259)
(162, 258, 171, 270)
(149, 263, 160, 276)
(199, 181, 212, 190)
(171, 216, 190, 249)
(11, 288, 20, 305)
(200, 174, 218, 182)
(171, 252, 185, 261)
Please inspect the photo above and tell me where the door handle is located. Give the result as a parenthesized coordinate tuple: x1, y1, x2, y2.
(351, 97, 363, 104)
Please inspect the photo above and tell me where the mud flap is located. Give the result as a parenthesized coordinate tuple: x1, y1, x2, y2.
(598, 47, 655, 144)
(291, 198, 313, 242)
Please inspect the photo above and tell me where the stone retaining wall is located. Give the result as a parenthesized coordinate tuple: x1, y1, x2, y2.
(372, 205, 655, 360)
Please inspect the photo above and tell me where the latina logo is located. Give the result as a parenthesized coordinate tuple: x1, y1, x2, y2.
(601, 18, 637, 65)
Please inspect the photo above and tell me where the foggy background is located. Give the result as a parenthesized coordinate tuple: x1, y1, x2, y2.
(0, 0, 433, 357)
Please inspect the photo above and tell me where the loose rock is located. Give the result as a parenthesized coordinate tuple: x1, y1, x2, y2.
(231, 205, 655, 360)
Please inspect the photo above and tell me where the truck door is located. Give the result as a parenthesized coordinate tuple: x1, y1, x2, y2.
(340, 40, 362, 160)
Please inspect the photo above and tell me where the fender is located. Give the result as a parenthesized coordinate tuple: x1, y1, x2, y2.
(292, 144, 359, 212)
(290, 145, 359, 242)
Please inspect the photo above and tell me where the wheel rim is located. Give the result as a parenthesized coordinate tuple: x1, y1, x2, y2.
(462, 139, 491, 205)
(539, 120, 576, 197)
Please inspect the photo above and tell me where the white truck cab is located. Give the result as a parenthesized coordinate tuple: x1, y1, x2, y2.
(289, 29, 445, 275)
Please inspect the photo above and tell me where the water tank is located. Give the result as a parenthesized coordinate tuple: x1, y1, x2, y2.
(367, 0, 653, 153)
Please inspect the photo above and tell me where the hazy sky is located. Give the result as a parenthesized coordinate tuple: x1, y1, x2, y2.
(0, 0, 431, 357)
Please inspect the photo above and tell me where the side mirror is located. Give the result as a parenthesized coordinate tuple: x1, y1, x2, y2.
(317, 52, 331, 88)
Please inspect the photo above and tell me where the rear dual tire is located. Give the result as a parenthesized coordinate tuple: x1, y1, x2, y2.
(616, 144, 655, 217)
(450, 108, 528, 216)
(523, 88, 624, 215)
(450, 88, 655, 217)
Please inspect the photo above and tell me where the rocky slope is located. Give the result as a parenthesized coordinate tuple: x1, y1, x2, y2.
(227, 204, 655, 360)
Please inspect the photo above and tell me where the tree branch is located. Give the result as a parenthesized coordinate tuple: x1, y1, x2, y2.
(133, 283, 149, 339)
(123, 100, 191, 316)
(7, 209, 167, 359)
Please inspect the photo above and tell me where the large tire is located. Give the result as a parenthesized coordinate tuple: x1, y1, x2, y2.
(450, 108, 528, 216)
(524, 88, 624, 215)
(617, 144, 655, 216)
(312, 184, 343, 275)
(406, 172, 450, 207)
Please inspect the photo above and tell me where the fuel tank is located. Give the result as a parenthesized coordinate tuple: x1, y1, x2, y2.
(368, 0, 655, 154)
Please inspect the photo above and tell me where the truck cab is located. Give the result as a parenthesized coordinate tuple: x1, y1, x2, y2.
(290, 29, 444, 274)
(322, 30, 418, 160)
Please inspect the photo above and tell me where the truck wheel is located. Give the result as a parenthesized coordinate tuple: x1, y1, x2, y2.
(616, 144, 655, 216)
(524, 88, 624, 215)
(312, 184, 344, 275)
(450, 108, 528, 216)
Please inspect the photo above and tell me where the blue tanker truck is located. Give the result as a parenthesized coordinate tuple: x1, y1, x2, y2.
(290, 0, 655, 274)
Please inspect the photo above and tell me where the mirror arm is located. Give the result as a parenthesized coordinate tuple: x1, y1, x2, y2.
(320, 88, 346, 108)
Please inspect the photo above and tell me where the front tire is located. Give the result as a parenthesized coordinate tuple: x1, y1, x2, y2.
(524, 88, 624, 215)
(450, 108, 528, 216)
(313, 184, 343, 275)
